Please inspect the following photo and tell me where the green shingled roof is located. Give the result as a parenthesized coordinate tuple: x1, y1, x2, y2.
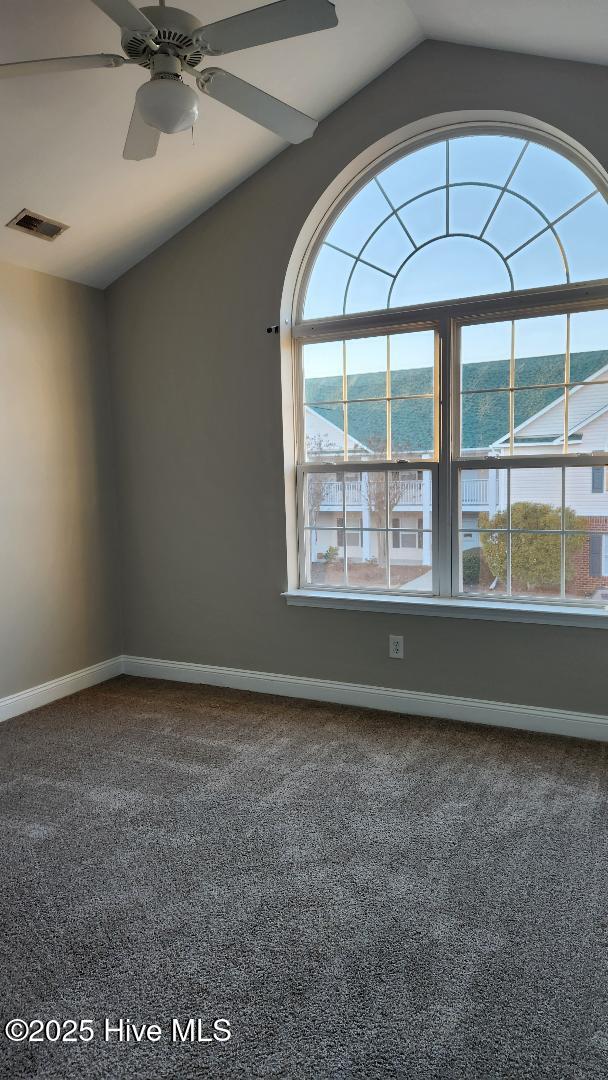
(307, 349, 608, 451)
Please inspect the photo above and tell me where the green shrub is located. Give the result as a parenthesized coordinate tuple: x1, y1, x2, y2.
(462, 548, 481, 586)
(320, 545, 339, 562)
(479, 502, 585, 591)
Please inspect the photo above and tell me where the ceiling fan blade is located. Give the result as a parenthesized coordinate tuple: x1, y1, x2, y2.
(89, 0, 157, 34)
(0, 54, 127, 78)
(123, 101, 160, 160)
(198, 68, 317, 144)
(193, 0, 337, 55)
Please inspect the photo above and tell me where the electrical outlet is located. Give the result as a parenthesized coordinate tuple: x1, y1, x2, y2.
(389, 634, 404, 659)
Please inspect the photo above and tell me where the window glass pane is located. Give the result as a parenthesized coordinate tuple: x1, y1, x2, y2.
(345, 263, 390, 314)
(570, 308, 608, 367)
(305, 403, 344, 461)
(566, 466, 608, 518)
(449, 135, 525, 186)
(510, 469, 563, 525)
(461, 321, 511, 391)
(346, 531, 388, 589)
(390, 236, 510, 309)
(565, 532, 608, 600)
(398, 189, 446, 247)
(508, 230, 567, 291)
(513, 388, 564, 451)
(303, 340, 342, 403)
(304, 528, 345, 587)
(460, 468, 507, 526)
(325, 180, 390, 254)
(391, 469, 432, 523)
(344, 470, 388, 529)
(304, 473, 342, 528)
(459, 532, 508, 596)
(484, 192, 543, 256)
(361, 215, 414, 274)
(303, 245, 353, 319)
(390, 330, 435, 396)
(346, 401, 386, 459)
(514, 315, 567, 386)
(460, 390, 509, 455)
(556, 194, 608, 282)
(378, 141, 446, 208)
(509, 142, 595, 220)
(389, 532, 433, 592)
(566, 381, 608, 452)
(346, 336, 387, 400)
(510, 534, 562, 598)
(448, 184, 497, 236)
(391, 398, 434, 459)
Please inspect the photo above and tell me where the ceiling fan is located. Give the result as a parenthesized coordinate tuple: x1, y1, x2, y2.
(0, 0, 338, 160)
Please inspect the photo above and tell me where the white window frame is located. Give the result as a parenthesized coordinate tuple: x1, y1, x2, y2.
(282, 119, 608, 626)
(291, 282, 608, 622)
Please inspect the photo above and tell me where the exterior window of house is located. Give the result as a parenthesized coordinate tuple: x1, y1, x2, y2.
(336, 515, 345, 549)
(295, 129, 608, 607)
(592, 466, 606, 493)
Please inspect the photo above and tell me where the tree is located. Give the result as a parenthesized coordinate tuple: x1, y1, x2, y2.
(478, 502, 586, 593)
(363, 461, 415, 527)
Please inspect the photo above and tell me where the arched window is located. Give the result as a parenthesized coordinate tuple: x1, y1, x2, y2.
(291, 128, 608, 610)
(302, 134, 608, 318)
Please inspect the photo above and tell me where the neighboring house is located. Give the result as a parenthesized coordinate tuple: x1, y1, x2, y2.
(305, 349, 608, 596)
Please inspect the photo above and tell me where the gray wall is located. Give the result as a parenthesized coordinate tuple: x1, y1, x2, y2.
(106, 41, 608, 716)
(0, 262, 120, 697)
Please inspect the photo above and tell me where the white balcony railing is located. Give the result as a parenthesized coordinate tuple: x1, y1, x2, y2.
(320, 477, 489, 507)
(462, 478, 489, 504)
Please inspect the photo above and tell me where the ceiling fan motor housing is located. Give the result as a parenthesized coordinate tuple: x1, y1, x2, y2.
(122, 6, 206, 69)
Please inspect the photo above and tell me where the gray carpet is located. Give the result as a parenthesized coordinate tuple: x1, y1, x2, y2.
(1, 676, 607, 1080)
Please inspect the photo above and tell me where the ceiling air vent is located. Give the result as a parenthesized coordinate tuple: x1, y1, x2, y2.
(6, 209, 68, 242)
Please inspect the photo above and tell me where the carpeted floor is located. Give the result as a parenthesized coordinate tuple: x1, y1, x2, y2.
(1, 676, 607, 1080)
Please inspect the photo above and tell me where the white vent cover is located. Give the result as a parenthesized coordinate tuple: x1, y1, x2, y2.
(6, 209, 68, 242)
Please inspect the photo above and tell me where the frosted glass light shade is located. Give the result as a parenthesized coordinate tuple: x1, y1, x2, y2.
(136, 78, 199, 134)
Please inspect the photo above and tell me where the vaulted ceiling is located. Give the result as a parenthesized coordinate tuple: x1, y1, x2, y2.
(2, 0, 608, 288)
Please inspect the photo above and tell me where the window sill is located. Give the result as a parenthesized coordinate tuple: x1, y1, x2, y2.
(282, 589, 608, 628)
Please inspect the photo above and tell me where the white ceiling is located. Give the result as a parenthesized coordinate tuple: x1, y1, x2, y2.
(0, 0, 422, 287)
(406, 0, 608, 68)
(2, 0, 608, 288)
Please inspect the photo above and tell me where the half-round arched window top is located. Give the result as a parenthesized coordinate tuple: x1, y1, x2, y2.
(302, 134, 608, 319)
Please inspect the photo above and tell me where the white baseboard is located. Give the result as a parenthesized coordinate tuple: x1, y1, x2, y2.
(3, 653, 606, 742)
(0, 657, 123, 724)
(122, 655, 608, 742)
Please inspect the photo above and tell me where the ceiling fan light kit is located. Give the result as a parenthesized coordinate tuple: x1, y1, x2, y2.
(0, 0, 339, 161)
(136, 54, 199, 133)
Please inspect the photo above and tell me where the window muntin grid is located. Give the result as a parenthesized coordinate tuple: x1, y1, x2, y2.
(456, 465, 608, 602)
(457, 309, 608, 457)
(303, 329, 438, 464)
(298, 308, 608, 604)
(302, 469, 434, 594)
(302, 135, 608, 320)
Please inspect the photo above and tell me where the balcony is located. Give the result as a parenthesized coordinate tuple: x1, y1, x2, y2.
(461, 478, 489, 504)
(320, 478, 489, 507)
